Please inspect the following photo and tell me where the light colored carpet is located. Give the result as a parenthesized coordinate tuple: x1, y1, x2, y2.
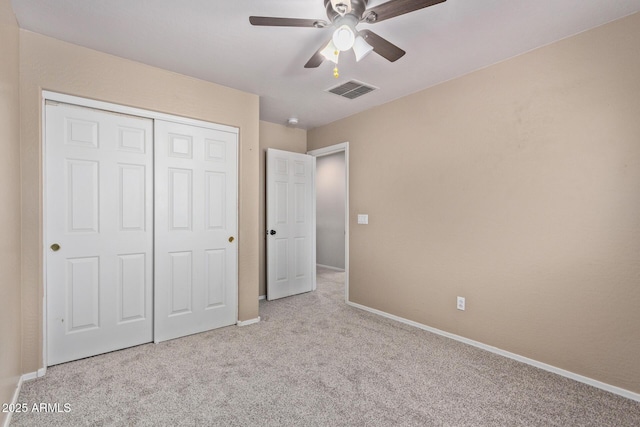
(11, 267, 640, 426)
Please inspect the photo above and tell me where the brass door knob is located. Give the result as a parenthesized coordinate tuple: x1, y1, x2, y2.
(228, 236, 235, 243)
(50, 243, 61, 251)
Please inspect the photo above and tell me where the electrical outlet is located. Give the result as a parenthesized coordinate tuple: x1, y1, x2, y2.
(457, 296, 465, 311)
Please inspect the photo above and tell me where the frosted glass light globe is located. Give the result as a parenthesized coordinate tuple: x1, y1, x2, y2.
(332, 25, 355, 51)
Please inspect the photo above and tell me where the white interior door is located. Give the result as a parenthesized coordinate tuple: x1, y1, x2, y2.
(46, 102, 153, 365)
(154, 120, 238, 342)
(266, 149, 316, 300)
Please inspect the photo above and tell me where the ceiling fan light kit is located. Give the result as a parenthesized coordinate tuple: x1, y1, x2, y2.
(320, 41, 340, 63)
(250, 0, 447, 76)
(353, 35, 374, 62)
(333, 24, 356, 51)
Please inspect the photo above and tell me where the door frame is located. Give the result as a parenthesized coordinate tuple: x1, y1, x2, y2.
(307, 142, 349, 303)
(41, 90, 239, 368)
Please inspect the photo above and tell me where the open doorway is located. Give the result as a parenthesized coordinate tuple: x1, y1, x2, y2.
(308, 142, 349, 302)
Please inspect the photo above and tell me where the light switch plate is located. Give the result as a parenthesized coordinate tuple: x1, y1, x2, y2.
(357, 214, 368, 225)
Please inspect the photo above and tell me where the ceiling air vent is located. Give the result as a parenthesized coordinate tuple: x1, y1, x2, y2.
(326, 80, 377, 100)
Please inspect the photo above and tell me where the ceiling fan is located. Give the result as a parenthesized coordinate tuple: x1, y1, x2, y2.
(250, 0, 446, 76)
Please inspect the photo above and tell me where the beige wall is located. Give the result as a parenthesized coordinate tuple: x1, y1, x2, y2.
(308, 13, 640, 393)
(258, 121, 307, 296)
(20, 30, 260, 373)
(316, 152, 346, 270)
(0, 0, 22, 419)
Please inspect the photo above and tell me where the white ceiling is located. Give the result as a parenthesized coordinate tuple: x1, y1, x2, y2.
(11, 0, 640, 129)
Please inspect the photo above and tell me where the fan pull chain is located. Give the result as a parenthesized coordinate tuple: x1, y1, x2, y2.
(333, 50, 340, 78)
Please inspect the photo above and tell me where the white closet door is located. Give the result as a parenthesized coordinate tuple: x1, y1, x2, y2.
(46, 102, 153, 365)
(154, 120, 238, 342)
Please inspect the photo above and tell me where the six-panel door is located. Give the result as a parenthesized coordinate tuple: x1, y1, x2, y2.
(266, 149, 316, 300)
(154, 120, 238, 342)
(46, 103, 154, 365)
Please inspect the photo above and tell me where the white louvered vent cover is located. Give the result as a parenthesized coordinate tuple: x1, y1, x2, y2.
(326, 80, 378, 99)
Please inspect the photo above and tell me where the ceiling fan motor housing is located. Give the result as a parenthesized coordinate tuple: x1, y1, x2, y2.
(324, 0, 368, 22)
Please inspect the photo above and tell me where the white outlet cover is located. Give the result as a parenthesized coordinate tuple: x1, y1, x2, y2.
(457, 296, 465, 311)
(357, 214, 368, 225)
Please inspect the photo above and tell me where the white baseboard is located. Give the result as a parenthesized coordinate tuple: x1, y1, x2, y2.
(347, 301, 640, 402)
(237, 316, 260, 327)
(20, 367, 47, 382)
(316, 264, 345, 272)
(258, 295, 266, 301)
(1, 368, 45, 427)
(2, 376, 22, 427)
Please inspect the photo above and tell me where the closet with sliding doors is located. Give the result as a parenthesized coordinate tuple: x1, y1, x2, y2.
(45, 96, 238, 365)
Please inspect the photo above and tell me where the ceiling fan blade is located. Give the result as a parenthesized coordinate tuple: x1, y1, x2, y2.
(249, 16, 328, 28)
(365, 0, 446, 23)
(304, 40, 330, 68)
(359, 30, 406, 62)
